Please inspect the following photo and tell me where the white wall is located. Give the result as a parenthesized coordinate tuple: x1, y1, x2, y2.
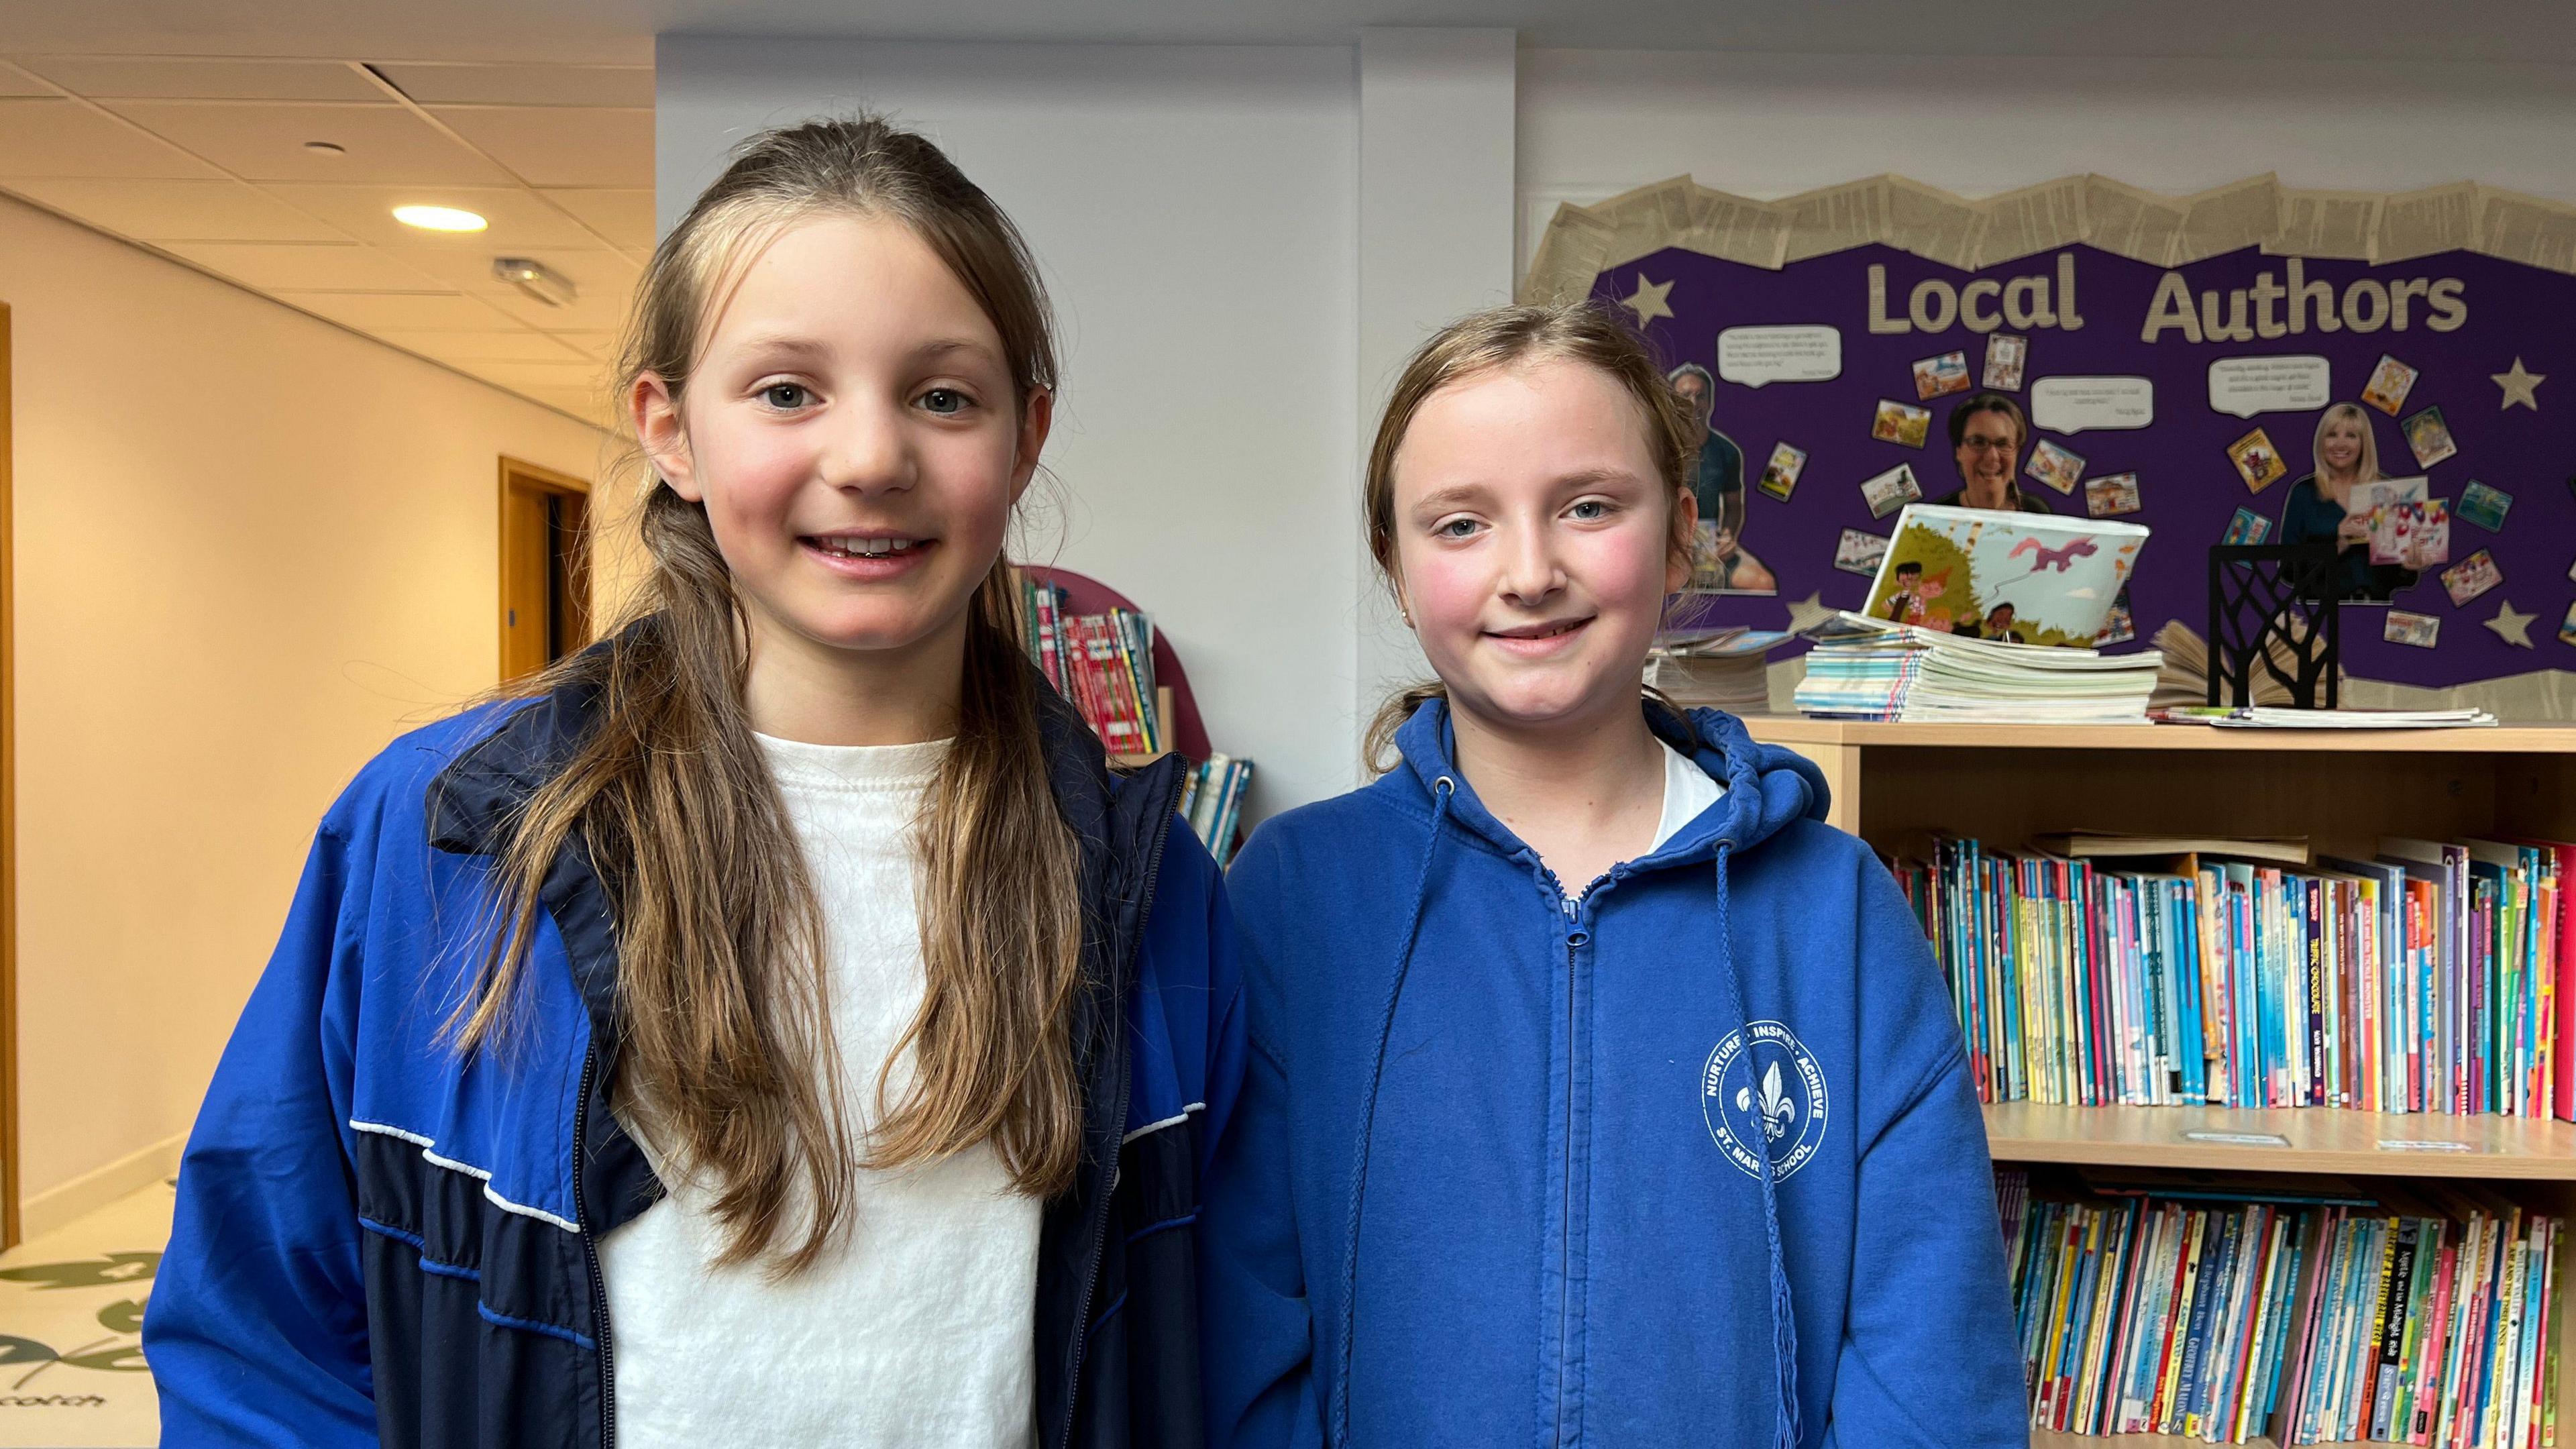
(657, 38, 1364, 815)
(1517, 50, 2576, 275)
(1, 194, 614, 1215)
(1354, 30, 1517, 723)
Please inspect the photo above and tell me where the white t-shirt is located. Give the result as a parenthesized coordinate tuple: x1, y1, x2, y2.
(1651, 737, 1727, 853)
(600, 735, 1039, 1449)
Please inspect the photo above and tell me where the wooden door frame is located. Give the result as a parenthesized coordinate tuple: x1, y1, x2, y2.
(496, 456, 591, 680)
(1, 303, 19, 1248)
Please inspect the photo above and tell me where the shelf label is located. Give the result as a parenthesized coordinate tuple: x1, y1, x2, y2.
(2182, 1130, 2290, 1147)
(2377, 1138, 2473, 1153)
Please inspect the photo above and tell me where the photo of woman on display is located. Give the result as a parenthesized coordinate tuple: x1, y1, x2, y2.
(1933, 393, 2053, 513)
(1667, 362, 1777, 593)
(2277, 401, 2418, 604)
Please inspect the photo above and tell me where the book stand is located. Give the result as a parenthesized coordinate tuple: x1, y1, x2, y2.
(2206, 542, 2341, 710)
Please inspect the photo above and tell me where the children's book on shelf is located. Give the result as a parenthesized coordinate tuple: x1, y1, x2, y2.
(1890, 830, 2569, 1119)
(1177, 754, 1253, 868)
(1018, 572, 1254, 866)
(1860, 503, 2149, 647)
(1998, 1165, 2560, 1446)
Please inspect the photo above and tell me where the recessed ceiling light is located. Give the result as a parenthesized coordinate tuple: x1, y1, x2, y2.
(394, 204, 487, 233)
(303, 140, 346, 156)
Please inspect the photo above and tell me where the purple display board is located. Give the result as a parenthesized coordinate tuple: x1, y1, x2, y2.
(1599, 243, 2574, 684)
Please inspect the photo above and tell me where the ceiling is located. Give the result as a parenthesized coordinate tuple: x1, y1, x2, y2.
(13, 0, 2576, 68)
(9, 3, 2576, 431)
(0, 54, 651, 427)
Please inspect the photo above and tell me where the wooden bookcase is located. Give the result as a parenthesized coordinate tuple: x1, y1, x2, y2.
(1741, 717, 2576, 1449)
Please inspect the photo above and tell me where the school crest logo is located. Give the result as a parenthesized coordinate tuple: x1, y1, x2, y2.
(1701, 1020, 1829, 1181)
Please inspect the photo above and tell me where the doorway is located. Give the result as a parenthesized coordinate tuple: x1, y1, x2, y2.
(0, 303, 17, 1249)
(498, 458, 591, 684)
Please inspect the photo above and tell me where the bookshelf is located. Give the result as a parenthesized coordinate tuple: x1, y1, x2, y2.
(1739, 716, 2576, 1448)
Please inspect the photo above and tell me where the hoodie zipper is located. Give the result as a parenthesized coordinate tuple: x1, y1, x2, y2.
(575, 1042, 615, 1449)
(1055, 764, 1185, 1449)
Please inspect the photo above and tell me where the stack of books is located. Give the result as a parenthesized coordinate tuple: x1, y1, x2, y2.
(1179, 756, 1253, 867)
(1020, 576, 1161, 757)
(1644, 627, 1790, 716)
(1792, 612, 2162, 724)
(1890, 834, 2572, 1118)
(2000, 1167, 2560, 1446)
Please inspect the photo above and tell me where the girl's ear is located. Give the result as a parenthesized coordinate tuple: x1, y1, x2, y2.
(1665, 486, 1701, 596)
(633, 373, 700, 502)
(1008, 387, 1055, 503)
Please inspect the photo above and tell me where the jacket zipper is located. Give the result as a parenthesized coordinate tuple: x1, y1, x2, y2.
(575, 1043, 615, 1449)
(1552, 926, 1580, 1448)
(1055, 765, 1186, 1449)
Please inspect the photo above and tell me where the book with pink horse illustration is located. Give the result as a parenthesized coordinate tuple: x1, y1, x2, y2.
(1858, 503, 2149, 647)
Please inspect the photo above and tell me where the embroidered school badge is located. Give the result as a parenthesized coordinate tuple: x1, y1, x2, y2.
(1701, 1020, 1829, 1181)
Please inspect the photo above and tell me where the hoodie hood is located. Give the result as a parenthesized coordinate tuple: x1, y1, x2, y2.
(1383, 695, 1829, 869)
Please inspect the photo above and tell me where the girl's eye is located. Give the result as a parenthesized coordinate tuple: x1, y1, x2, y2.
(1568, 499, 1612, 521)
(759, 382, 812, 410)
(919, 388, 970, 415)
(1434, 517, 1481, 539)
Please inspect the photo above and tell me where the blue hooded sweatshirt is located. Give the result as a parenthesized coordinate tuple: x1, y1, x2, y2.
(1199, 698, 2023, 1448)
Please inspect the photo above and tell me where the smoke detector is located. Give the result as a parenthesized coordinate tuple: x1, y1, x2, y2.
(492, 257, 578, 308)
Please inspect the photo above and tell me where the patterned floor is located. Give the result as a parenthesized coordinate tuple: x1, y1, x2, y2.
(0, 1184, 166, 1447)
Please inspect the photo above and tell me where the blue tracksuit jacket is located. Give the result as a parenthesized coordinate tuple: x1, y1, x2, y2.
(1199, 698, 2023, 1448)
(143, 645, 1242, 1448)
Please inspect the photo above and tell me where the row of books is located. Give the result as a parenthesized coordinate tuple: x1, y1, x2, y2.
(1889, 833, 2573, 1119)
(1018, 576, 1161, 757)
(1180, 755, 1253, 867)
(2000, 1167, 2561, 1447)
(1793, 612, 2163, 724)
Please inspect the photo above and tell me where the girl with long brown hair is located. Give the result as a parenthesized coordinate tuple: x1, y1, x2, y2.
(147, 117, 1242, 1449)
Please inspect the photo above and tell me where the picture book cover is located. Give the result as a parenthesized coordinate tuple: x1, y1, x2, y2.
(1860, 503, 2150, 646)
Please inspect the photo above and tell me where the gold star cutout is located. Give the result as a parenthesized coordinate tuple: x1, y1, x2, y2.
(1784, 592, 1839, 634)
(2485, 598, 2536, 647)
(2492, 357, 2545, 411)
(1619, 273, 1675, 327)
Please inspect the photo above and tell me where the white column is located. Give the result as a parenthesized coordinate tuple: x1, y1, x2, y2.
(1353, 28, 1519, 767)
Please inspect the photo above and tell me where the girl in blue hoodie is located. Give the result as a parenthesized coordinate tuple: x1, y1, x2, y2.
(1200, 304, 2023, 1448)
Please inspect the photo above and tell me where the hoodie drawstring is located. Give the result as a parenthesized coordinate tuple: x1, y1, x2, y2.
(1712, 843, 1803, 1449)
(1330, 774, 1454, 1448)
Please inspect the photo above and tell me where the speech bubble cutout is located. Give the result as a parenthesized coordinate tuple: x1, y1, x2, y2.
(1716, 325, 1842, 388)
(2207, 356, 2331, 419)
(2031, 376, 2153, 434)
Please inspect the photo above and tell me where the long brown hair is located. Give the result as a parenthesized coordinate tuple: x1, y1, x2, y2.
(1359, 302, 1701, 773)
(454, 117, 1087, 1274)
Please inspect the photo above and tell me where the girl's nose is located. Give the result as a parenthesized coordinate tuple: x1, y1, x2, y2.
(1497, 522, 1566, 606)
(820, 396, 916, 494)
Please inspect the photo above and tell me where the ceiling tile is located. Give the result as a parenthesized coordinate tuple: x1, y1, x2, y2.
(107, 101, 513, 186)
(14, 57, 383, 102)
(535, 187, 652, 249)
(160, 240, 446, 291)
(429, 106, 651, 188)
(0, 62, 58, 98)
(274, 290, 521, 331)
(551, 329, 620, 360)
(474, 283, 633, 333)
(2, 176, 350, 241)
(457, 358, 611, 390)
(374, 63, 653, 109)
(259, 182, 598, 248)
(378, 329, 587, 364)
(0, 98, 221, 179)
